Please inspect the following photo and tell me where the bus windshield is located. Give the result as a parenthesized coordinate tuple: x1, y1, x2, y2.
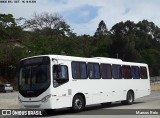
(19, 57, 50, 97)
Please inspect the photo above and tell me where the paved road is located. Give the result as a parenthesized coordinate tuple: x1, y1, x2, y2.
(0, 91, 160, 118)
(0, 92, 18, 109)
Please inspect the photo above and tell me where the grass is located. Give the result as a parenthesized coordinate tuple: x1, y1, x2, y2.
(151, 83, 160, 91)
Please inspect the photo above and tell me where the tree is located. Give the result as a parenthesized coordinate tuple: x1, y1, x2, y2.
(136, 20, 160, 49)
(110, 20, 160, 76)
(75, 35, 93, 57)
(21, 12, 76, 57)
(92, 20, 111, 57)
(0, 14, 27, 83)
(109, 20, 139, 61)
(94, 20, 108, 37)
(24, 12, 73, 37)
(140, 49, 160, 76)
(0, 14, 22, 40)
(0, 41, 29, 80)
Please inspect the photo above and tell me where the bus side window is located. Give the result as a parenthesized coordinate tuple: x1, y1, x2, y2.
(53, 65, 69, 88)
(101, 64, 112, 79)
(59, 66, 68, 79)
(53, 65, 68, 79)
(112, 64, 122, 79)
(122, 65, 131, 79)
(131, 66, 140, 79)
(140, 67, 148, 79)
(71, 62, 87, 79)
(88, 63, 100, 79)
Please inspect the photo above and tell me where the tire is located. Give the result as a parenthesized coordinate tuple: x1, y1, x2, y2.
(72, 95, 85, 112)
(121, 91, 134, 105)
(44, 109, 55, 114)
(101, 102, 112, 107)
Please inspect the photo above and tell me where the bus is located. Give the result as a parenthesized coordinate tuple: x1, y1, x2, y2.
(18, 55, 150, 113)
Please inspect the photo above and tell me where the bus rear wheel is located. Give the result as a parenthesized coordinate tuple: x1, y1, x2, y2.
(121, 91, 134, 105)
(72, 95, 85, 112)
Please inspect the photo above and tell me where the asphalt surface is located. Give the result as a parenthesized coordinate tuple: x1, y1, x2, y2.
(0, 91, 160, 118)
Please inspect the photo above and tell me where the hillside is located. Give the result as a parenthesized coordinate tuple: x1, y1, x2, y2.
(0, 76, 9, 85)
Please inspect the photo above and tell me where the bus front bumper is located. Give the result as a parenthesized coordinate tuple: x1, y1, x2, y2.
(18, 95, 57, 109)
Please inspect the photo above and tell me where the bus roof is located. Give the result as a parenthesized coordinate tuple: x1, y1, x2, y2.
(21, 55, 148, 66)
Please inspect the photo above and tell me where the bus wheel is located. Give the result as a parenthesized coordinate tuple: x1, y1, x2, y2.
(72, 95, 85, 112)
(121, 91, 134, 105)
(44, 109, 55, 114)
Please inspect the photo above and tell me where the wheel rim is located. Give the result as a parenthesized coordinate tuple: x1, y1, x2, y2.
(74, 98, 82, 109)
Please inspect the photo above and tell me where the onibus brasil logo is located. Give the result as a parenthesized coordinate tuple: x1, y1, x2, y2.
(1, 110, 42, 116)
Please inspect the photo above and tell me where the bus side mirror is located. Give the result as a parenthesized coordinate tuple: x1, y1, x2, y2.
(58, 65, 61, 72)
(53, 65, 61, 72)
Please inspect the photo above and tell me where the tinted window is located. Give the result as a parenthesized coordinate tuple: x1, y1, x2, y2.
(131, 66, 140, 79)
(72, 62, 87, 79)
(101, 64, 112, 79)
(80, 63, 87, 79)
(112, 65, 122, 79)
(59, 66, 68, 79)
(20, 56, 50, 66)
(88, 63, 100, 79)
(140, 67, 148, 79)
(122, 65, 131, 79)
(53, 65, 69, 88)
(20, 64, 50, 91)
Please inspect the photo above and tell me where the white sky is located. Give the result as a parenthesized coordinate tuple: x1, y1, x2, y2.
(0, 0, 160, 35)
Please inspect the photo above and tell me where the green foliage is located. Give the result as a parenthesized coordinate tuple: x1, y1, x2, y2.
(94, 20, 108, 37)
(0, 13, 160, 83)
(0, 42, 29, 80)
(0, 14, 22, 40)
(140, 49, 160, 76)
(109, 20, 160, 76)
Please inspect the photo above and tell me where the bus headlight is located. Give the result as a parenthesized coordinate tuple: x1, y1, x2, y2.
(41, 94, 51, 103)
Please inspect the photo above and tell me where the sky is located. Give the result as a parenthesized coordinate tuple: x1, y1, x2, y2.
(0, 0, 160, 35)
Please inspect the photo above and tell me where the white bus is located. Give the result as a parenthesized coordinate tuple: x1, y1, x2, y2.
(18, 55, 150, 113)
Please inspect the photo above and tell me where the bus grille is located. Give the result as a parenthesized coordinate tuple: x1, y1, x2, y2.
(24, 105, 41, 108)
